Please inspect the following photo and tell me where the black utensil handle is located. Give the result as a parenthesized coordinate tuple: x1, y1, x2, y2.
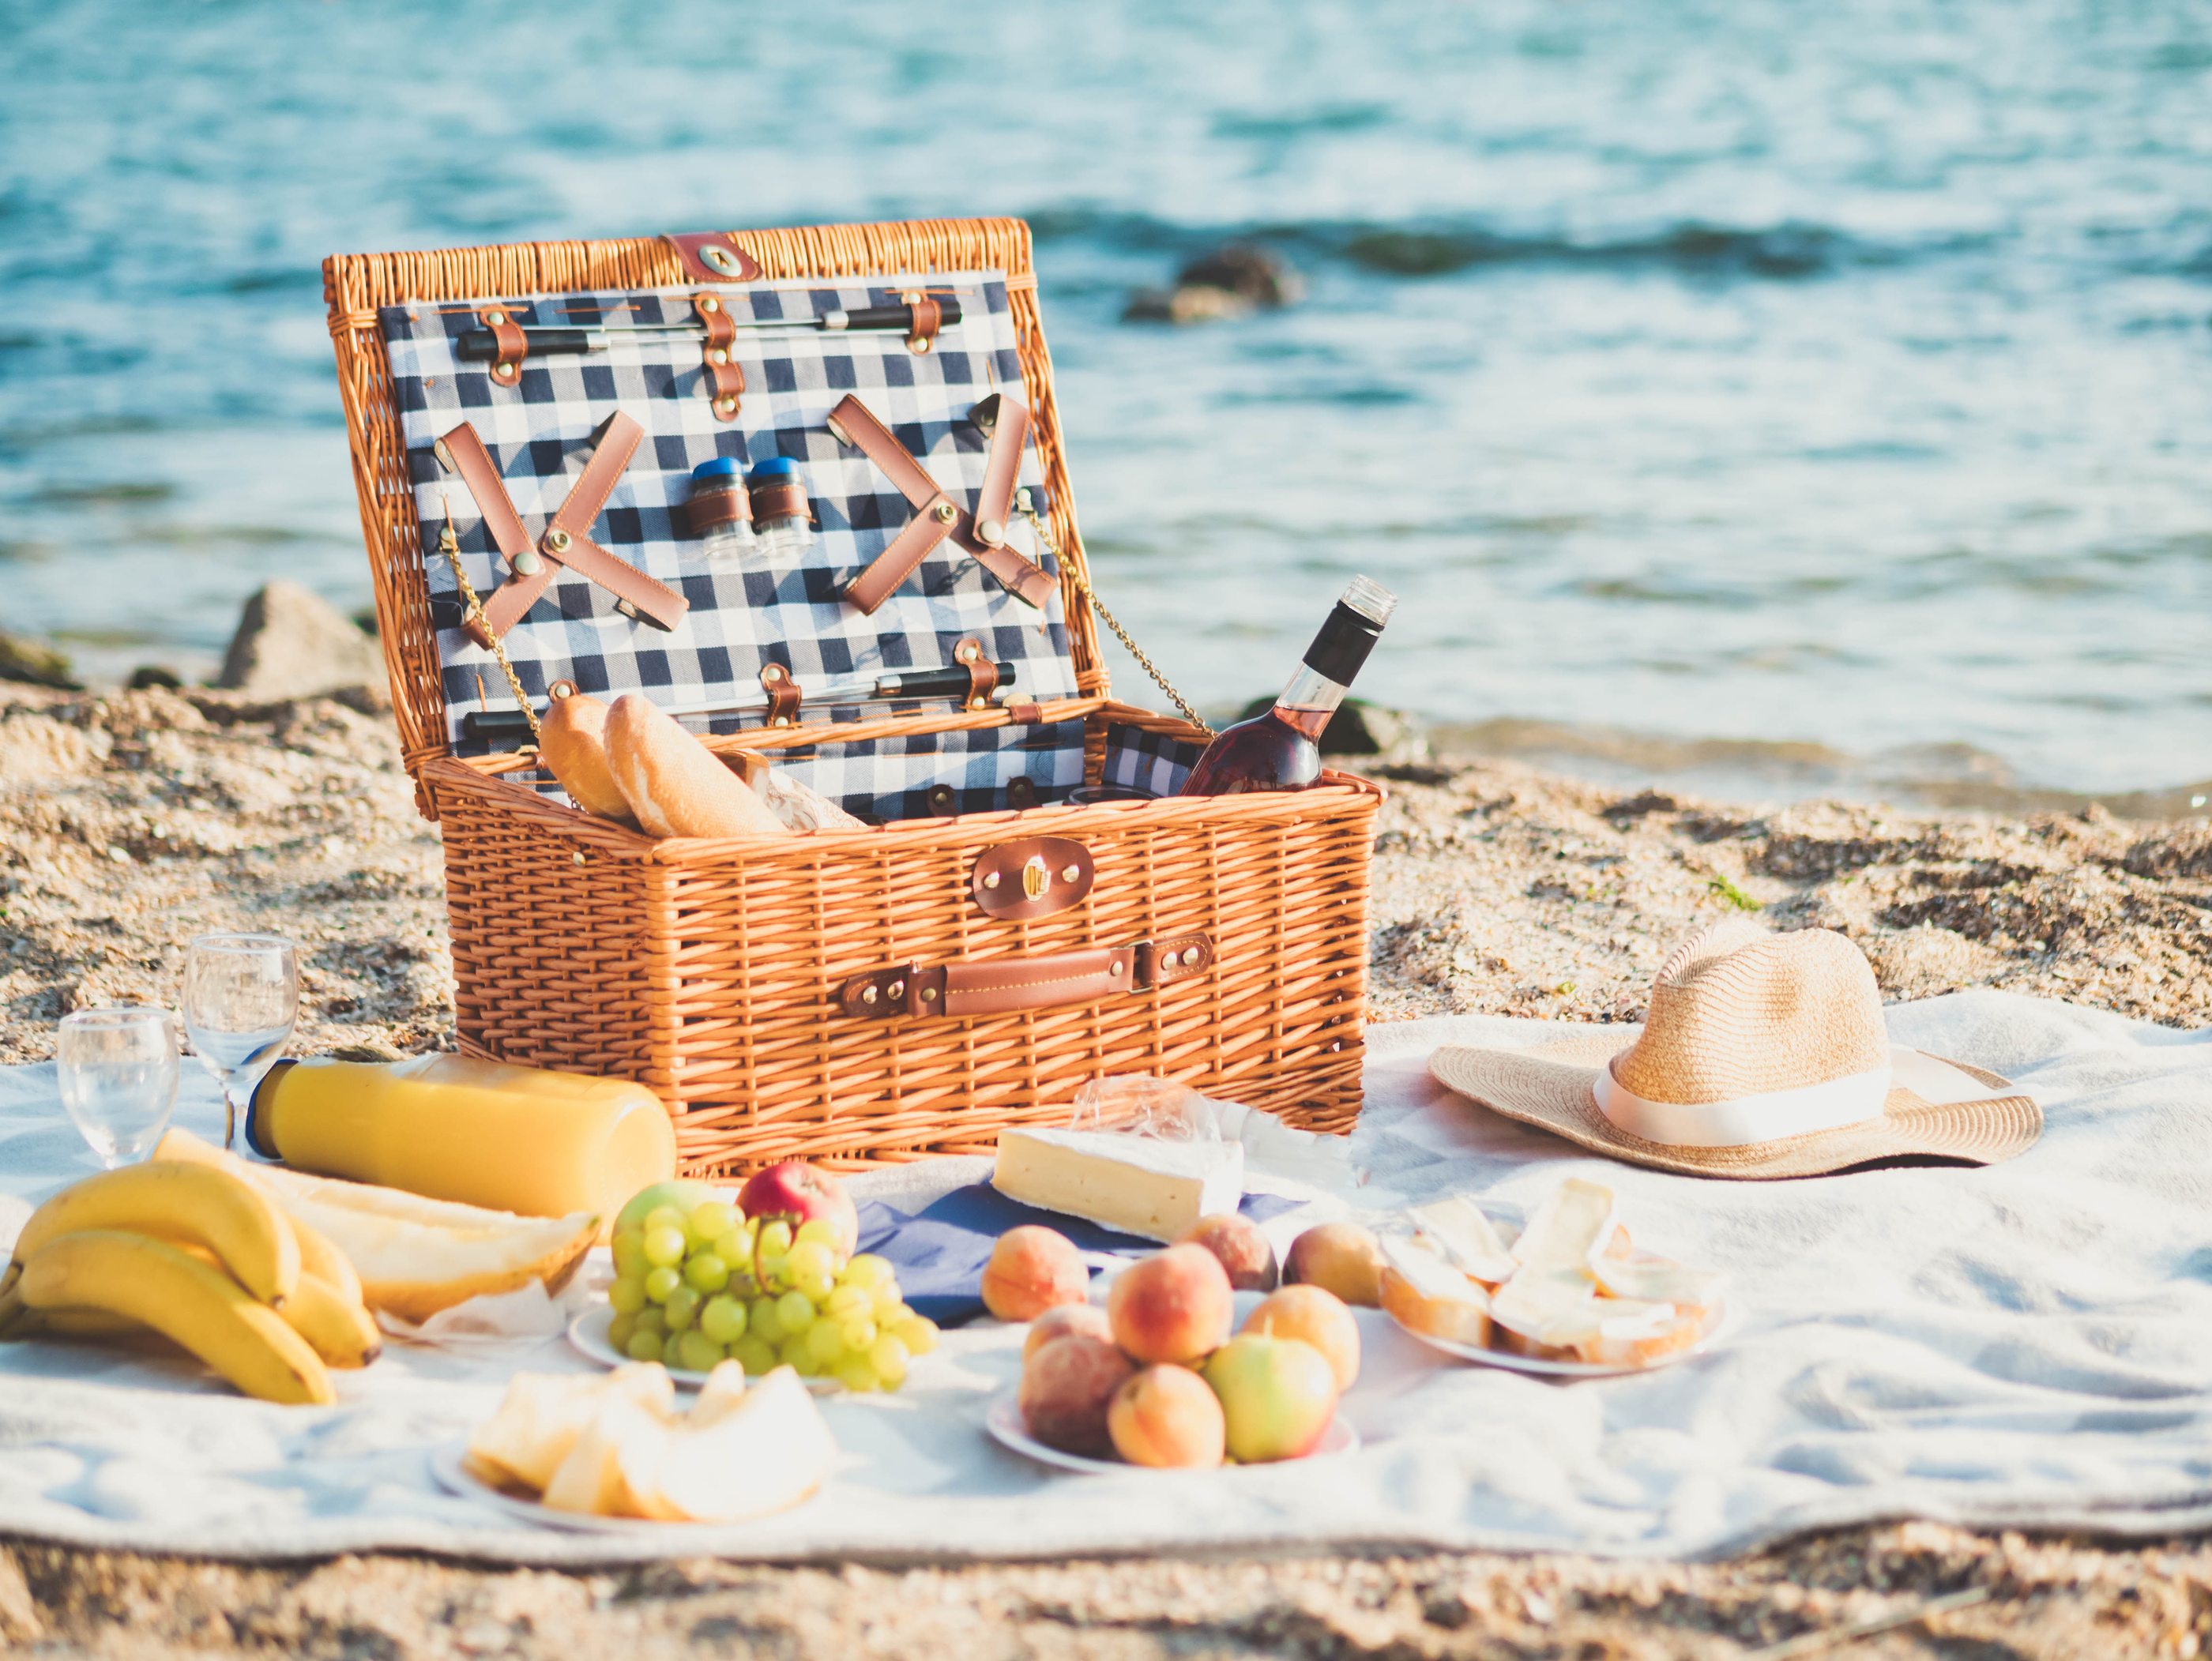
(834, 298, 965, 331)
(455, 328, 597, 361)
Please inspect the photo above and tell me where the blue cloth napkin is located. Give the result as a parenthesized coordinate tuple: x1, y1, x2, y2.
(856, 1182, 1301, 1326)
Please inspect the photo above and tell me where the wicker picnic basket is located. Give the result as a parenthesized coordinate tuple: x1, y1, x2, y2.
(323, 216, 1379, 1174)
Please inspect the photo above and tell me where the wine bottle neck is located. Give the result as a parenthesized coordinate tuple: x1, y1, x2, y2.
(1271, 663, 1350, 740)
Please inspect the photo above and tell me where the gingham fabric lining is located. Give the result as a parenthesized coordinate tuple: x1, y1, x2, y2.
(1100, 723, 1205, 797)
(378, 272, 1083, 820)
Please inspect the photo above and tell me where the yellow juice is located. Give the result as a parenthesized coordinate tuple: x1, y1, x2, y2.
(246, 1054, 675, 1223)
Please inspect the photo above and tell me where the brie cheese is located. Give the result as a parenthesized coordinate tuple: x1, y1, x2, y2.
(1408, 1195, 1518, 1284)
(1510, 1177, 1616, 1271)
(991, 1128, 1245, 1242)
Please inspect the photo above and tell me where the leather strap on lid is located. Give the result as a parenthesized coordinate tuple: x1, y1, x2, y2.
(476, 306, 528, 385)
(438, 414, 690, 644)
(829, 393, 1056, 613)
(660, 231, 764, 285)
(692, 293, 746, 422)
(760, 662, 801, 727)
(901, 290, 943, 355)
(968, 394, 1029, 553)
(954, 637, 999, 710)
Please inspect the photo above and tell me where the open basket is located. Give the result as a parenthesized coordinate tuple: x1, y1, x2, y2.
(325, 216, 1379, 1174)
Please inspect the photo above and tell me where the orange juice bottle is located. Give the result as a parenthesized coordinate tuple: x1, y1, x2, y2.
(246, 1054, 675, 1223)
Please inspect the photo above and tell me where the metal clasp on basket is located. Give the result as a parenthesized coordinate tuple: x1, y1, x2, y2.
(970, 836, 1093, 920)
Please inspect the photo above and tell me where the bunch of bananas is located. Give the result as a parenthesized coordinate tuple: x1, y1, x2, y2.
(0, 1161, 382, 1405)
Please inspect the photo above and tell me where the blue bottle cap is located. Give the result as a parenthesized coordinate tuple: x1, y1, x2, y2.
(690, 457, 742, 482)
(747, 457, 799, 482)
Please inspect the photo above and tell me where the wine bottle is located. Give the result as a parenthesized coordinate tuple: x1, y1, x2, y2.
(1178, 576, 1398, 796)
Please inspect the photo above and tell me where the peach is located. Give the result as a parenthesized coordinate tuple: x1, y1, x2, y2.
(1022, 1301, 1114, 1362)
(1018, 1333, 1135, 1456)
(1202, 1334, 1339, 1464)
(1241, 1284, 1360, 1392)
(1283, 1222, 1385, 1307)
(1107, 1245, 1233, 1366)
(1108, 1365, 1226, 1468)
(982, 1226, 1089, 1321)
(1179, 1212, 1279, 1292)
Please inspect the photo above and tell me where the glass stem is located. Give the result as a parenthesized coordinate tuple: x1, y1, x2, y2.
(223, 1080, 250, 1151)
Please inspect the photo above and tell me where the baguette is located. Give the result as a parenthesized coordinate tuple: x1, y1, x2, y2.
(536, 690, 635, 825)
(604, 694, 788, 840)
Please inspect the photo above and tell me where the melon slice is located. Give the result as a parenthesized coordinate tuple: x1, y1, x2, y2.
(468, 1364, 673, 1494)
(155, 1127, 598, 1321)
(646, 1365, 837, 1524)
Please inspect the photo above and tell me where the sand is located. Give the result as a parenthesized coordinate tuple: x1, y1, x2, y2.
(4, 678, 2209, 1657)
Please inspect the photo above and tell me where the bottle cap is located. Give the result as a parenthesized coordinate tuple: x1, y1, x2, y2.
(690, 457, 742, 482)
(243, 1058, 299, 1159)
(747, 457, 799, 481)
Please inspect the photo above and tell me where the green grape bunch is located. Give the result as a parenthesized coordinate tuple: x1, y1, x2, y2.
(604, 1194, 938, 1390)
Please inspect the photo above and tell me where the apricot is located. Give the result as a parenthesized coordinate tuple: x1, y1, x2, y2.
(1018, 1333, 1135, 1456)
(1241, 1283, 1360, 1392)
(1107, 1244, 1233, 1366)
(1282, 1222, 1385, 1307)
(1179, 1212, 1279, 1292)
(982, 1225, 1089, 1322)
(1202, 1333, 1339, 1464)
(1022, 1301, 1114, 1362)
(1108, 1364, 1226, 1468)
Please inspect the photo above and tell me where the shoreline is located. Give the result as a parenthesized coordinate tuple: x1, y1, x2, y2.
(3, 680, 2208, 1653)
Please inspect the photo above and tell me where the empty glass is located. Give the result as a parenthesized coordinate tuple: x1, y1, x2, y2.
(182, 932, 299, 1150)
(56, 1007, 179, 1167)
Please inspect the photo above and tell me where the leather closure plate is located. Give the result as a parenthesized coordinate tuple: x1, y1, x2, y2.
(661, 231, 765, 284)
(972, 836, 1093, 920)
(837, 933, 1213, 1020)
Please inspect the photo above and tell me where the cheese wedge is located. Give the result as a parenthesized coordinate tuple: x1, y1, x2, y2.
(1407, 1196, 1518, 1285)
(992, 1128, 1244, 1242)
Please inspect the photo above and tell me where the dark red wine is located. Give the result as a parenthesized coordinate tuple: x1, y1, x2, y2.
(1178, 577, 1398, 796)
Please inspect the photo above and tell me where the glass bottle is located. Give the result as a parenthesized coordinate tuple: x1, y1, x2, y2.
(687, 458, 751, 563)
(746, 457, 815, 560)
(1177, 575, 1398, 796)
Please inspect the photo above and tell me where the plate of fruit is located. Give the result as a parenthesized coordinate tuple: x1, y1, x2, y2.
(575, 1165, 939, 1395)
(980, 1223, 1363, 1471)
(1378, 1181, 1729, 1377)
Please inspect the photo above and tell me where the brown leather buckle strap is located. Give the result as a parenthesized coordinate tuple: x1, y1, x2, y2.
(837, 933, 1213, 1020)
(760, 662, 801, 727)
(967, 394, 1029, 551)
(901, 290, 942, 355)
(827, 393, 1055, 614)
(954, 637, 998, 710)
(476, 306, 527, 385)
(660, 231, 764, 285)
(437, 414, 690, 646)
(693, 293, 746, 422)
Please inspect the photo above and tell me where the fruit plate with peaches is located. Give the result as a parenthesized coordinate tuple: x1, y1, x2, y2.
(985, 1390, 1359, 1475)
(1379, 1180, 1730, 1378)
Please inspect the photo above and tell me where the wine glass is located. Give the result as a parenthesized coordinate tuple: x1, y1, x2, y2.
(56, 1008, 179, 1167)
(182, 933, 299, 1150)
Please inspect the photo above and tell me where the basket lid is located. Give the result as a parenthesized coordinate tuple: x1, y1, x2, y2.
(324, 220, 1105, 784)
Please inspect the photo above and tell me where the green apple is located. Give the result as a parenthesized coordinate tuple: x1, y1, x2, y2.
(1202, 1334, 1338, 1463)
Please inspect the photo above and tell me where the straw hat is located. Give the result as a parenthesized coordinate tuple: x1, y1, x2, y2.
(1428, 919, 2040, 1179)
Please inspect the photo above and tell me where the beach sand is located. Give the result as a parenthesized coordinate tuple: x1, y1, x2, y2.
(2, 680, 2208, 1656)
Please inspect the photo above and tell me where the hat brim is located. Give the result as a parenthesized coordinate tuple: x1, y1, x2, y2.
(1428, 1029, 2041, 1180)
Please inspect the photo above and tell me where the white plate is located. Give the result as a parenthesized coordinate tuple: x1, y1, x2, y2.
(984, 1389, 1358, 1474)
(566, 1304, 841, 1396)
(1386, 1301, 1730, 1378)
(425, 1441, 736, 1535)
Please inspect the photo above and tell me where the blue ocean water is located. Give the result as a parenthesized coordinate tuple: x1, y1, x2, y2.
(1, 0, 2206, 794)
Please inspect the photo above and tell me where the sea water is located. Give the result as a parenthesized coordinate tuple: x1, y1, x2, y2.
(0, 0, 2205, 797)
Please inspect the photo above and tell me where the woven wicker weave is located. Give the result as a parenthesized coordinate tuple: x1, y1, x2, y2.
(325, 216, 1378, 1173)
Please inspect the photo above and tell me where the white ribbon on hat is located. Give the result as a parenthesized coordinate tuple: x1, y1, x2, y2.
(1592, 1055, 1892, 1148)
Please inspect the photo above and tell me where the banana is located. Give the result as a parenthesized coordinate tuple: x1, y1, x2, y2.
(16, 1231, 335, 1405)
(281, 1216, 382, 1369)
(9, 1162, 299, 1307)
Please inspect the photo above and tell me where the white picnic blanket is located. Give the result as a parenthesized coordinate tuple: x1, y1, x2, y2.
(4, 989, 2212, 1565)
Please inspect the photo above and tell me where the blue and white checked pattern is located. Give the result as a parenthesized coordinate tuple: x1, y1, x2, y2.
(378, 272, 1084, 819)
(1100, 723, 1205, 797)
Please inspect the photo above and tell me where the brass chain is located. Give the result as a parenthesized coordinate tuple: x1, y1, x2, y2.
(436, 498, 541, 745)
(1016, 489, 1213, 738)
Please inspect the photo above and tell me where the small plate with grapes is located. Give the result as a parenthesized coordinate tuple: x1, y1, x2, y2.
(576, 1192, 939, 1396)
